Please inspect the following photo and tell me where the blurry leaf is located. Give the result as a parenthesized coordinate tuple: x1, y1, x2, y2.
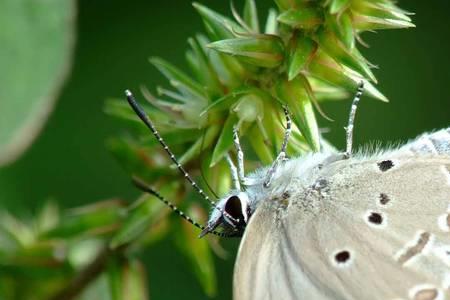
(45, 200, 125, 239)
(0, 0, 75, 166)
(36, 201, 59, 233)
(175, 205, 217, 297)
(68, 239, 103, 268)
(0, 211, 34, 247)
(107, 258, 148, 300)
(106, 137, 174, 182)
(110, 183, 179, 249)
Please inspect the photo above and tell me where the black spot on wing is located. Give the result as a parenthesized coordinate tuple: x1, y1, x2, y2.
(334, 251, 350, 263)
(379, 193, 390, 205)
(377, 160, 394, 171)
(368, 212, 383, 225)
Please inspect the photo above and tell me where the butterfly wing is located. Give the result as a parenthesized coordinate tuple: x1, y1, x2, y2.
(234, 154, 450, 300)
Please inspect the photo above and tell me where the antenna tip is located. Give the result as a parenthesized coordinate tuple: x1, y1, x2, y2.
(125, 89, 132, 97)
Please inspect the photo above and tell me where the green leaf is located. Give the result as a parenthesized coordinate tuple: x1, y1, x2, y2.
(243, 0, 259, 32)
(211, 114, 238, 166)
(274, 76, 321, 152)
(277, 8, 323, 30)
(208, 36, 285, 68)
(288, 34, 317, 80)
(0, 0, 75, 166)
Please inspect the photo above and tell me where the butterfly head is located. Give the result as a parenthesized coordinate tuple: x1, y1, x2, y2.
(200, 191, 252, 238)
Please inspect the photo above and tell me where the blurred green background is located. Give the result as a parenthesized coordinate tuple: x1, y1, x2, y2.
(0, 0, 449, 299)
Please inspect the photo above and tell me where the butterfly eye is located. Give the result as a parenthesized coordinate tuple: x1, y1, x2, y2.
(224, 195, 245, 224)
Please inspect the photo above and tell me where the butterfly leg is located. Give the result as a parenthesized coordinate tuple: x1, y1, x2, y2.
(226, 153, 241, 191)
(264, 105, 292, 188)
(344, 81, 364, 158)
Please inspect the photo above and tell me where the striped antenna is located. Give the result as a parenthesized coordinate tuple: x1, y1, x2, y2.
(132, 177, 227, 238)
(125, 90, 237, 223)
(345, 81, 364, 158)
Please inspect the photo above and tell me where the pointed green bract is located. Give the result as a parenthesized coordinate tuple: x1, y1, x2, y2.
(149, 57, 207, 101)
(288, 34, 317, 80)
(208, 36, 285, 68)
(274, 76, 321, 152)
(193, 2, 240, 40)
(277, 7, 323, 30)
(244, 0, 259, 32)
(316, 28, 376, 82)
(330, 0, 350, 14)
(211, 113, 238, 167)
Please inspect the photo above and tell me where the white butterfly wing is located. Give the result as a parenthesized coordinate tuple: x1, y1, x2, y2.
(235, 146, 450, 299)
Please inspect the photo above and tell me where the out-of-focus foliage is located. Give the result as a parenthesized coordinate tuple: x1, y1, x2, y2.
(0, 0, 75, 166)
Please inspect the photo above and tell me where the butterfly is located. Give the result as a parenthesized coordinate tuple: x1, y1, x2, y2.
(125, 83, 450, 300)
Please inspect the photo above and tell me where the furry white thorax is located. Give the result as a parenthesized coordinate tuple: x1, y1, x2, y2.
(207, 151, 335, 228)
